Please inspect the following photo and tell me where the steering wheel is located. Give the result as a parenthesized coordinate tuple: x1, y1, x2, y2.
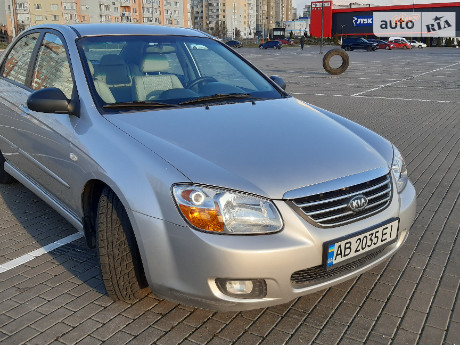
(187, 76, 217, 89)
(146, 90, 164, 101)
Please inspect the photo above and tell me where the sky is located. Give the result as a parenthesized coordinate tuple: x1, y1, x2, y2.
(293, 0, 459, 12)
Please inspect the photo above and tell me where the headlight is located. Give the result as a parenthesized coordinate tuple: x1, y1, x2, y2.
(172, 185, 283, 234)
(392, 146, 408, 193)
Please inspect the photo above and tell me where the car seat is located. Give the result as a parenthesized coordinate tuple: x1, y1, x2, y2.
(134, 54, 183, 101)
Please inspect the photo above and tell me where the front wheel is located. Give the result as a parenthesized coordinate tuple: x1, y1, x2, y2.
(97, 186, 150, 302)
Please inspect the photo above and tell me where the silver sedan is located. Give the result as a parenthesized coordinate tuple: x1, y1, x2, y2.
(0, 24, 416, 311)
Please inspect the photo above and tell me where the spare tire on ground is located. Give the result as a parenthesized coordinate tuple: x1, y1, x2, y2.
(323, 49, 349, 75)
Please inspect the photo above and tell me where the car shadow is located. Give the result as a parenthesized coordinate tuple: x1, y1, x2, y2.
(0, 182, 107, 295)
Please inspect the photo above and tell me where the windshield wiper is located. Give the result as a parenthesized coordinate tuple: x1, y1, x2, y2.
(103, 101, 178, 109)
(179, 93, 262, 105)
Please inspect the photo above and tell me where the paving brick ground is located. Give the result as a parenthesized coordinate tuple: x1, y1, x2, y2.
(0, 46, 458, 344)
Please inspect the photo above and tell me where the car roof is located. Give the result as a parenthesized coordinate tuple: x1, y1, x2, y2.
(28, 23, 210, 38)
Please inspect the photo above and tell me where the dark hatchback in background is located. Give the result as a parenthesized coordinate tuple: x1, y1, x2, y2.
(259, 40, 282, 49)
(341, 38, 378, 51)
(225, 40, 242, 48)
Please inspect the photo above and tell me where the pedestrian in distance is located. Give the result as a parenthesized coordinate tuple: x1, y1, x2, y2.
(300, 36, 305, 50)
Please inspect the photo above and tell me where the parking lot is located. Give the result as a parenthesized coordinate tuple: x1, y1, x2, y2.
(0, 46, 459, 345)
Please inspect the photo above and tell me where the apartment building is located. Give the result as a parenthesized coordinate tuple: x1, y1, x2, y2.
(190, 0, 256, 39)
(4, 0, 190, 39)
(255, 0, 292, 37)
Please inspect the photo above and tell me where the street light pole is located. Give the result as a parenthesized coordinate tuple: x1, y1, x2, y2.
(411, 0, 415, 42)
(320, 0, 324, 54)
(340, 24, 346, 44)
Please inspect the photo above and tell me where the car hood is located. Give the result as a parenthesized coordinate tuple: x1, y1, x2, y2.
(105, 98, 390, 199)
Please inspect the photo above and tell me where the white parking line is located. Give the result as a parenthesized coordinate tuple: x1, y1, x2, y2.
(353, 95, 455, 103)
(0, 232, 84, 273)
(352, 62, 460, 97)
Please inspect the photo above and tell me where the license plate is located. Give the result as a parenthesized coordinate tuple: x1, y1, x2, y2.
(324, 219, 399, 268)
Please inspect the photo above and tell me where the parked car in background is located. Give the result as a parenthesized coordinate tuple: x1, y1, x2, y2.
(226, 40, 242, 48)
(0, 23, 416, 312)
(367, 39, 395, 50)
(276, 38, 293, 45)
(259, 40, 282, 49)
(410, 40, 427, 48)
(341, 38, 378, 51)
(389, 38, 412, 49)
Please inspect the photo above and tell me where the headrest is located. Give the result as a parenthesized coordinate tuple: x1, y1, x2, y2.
(145, 45, 175, 53)
(100, 54, 126, 66)
(141, 55, 169, 73)
(97, 55, 131, 86)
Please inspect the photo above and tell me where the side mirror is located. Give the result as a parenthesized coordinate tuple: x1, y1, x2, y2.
(27, 88, 73, 114)
(270, 75, 286, 91)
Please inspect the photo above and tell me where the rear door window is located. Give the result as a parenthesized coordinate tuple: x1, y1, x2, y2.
(1, 33, 40, 86)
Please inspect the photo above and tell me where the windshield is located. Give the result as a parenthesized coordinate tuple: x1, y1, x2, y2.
(77, 35, 283, 111)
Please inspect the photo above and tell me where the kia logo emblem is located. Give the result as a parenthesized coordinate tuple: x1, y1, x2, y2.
(348, 195, 368, 212)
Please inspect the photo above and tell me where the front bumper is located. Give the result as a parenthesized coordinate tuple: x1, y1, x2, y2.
(132, 180, 416, 311)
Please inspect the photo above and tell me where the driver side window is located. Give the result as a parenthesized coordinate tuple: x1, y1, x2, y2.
(31, 33, 74, 99)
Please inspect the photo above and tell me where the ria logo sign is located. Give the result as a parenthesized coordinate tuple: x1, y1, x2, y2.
(373, 12, 456, 37)
(423, 12, 456, 37)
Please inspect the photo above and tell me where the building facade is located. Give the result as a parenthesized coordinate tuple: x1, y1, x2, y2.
(3, 0, 295, 41)
(255, 0, 292, 38)
(190, 0, 256, 39)
(4, 0, 190, 40)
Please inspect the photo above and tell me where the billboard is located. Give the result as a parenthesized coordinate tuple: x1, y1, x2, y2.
(373, 12, 456, 37)
(311, 1, 333, 38)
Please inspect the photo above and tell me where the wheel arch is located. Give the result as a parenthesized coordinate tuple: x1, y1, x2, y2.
(81, 179, 108, 248)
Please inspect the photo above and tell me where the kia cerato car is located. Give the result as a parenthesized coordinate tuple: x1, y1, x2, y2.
(0, 24, 416, 311)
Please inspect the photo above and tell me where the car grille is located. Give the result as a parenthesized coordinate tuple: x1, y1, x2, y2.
(291, 249, 383, 288)
(291, 173, 392, 228)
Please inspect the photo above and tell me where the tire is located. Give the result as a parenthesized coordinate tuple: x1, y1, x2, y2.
(366, 46, 372, 51)
(323, 48, 350, 75)
(97, 186, 150, 302)
(0, 151, 15, 184)
(344, 46, 350, 51)
(386, 46, 390, 50)
(403, 45, 407, 49)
